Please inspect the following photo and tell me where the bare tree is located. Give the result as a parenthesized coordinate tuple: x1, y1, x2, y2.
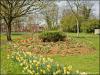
(66, 0, 94, 37)
(40, 1, 58, 30)
(66, 0, 81, 37)
(0, 0, 44, 41)
(79, 1, 94, 20)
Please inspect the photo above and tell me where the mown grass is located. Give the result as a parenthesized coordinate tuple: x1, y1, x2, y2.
(52, 33, 99, 74)
(0, 32, 99, 74)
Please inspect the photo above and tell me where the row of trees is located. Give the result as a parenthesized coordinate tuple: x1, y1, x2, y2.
(60, 0, 99, 34)
(41, 0, 99, 36)
(0, 0, 99, 41)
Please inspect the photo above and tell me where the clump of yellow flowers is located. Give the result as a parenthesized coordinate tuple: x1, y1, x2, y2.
(8, 50, 87, 75)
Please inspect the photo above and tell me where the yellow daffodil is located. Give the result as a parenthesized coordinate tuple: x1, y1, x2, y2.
(7, 55, 10, 59)
(36, 67, 39, 70)
(63, 66, 67, 70)
(37, 61, 40, 65)
(53, 72, 56, 75)
(43, 58, 46, 62)
(33, 60, 37, 63)
(47, 68, 50, 72)
(47, 64, 51, 68)
(67, 65, 72, 71)
(57, 64, 60, 69)
(20, 57, 23, 61)
(47, 57, 53, 62)
(57, 64, 60, 67)
(20, 63, 23, 66)
(26, 52, 32, 56)
(27, 69, 33, 74)
(40, 69, 43, 73)
(80, 72, 87, 75)
(47, 57, 51, 61)
(42, 70, 46, 74)
(36, 63, 39, 67)
(24, 66, 28, 70)
(56, 70, 61, 74)
(29, 65, 32, 69)
(63, 67, 67, 74)
(67, 71, 70, 74)
(76, 70, 79, 74)
(29, 60, 32, 63)
(16, 56, 20, 61)
(64, 70, 67, 74)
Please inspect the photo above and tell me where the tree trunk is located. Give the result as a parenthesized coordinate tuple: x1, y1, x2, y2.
(7, 24, 12, 41)
(76, 18, 79, 37)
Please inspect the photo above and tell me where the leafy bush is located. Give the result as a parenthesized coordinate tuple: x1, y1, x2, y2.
(39, 31, 66, 42)
(60, 15, 83, 32)
(81, 19, 100, 33)
(60, 15, 76, 32)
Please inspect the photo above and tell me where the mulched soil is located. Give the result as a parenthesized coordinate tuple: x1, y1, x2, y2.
(31, 39, 95, 56)
(10, 36, 95, 56)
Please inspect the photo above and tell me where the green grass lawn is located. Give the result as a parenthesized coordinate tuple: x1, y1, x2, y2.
(52, 33, 99, 74)
(0, 32, 99, 74)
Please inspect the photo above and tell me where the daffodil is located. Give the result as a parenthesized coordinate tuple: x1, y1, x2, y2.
(47, 68, 50, 72)
(47, 57, 53, 62)
(64, 70, 67, 74)
(80, 72, 87, 75)
(36, 63, 39, 67)
(37, 61, 40, 65)
(40, 69, 43, 72)
(63, 67, 67, 74)
(47, 64, 51, 68)
(67, 65, 72, 71)
(7, 55, 10, 59)
(29, 60, 32, 63)
(63, 66, 67, 70)
(26, 52, 32, 56)
(33, 60, 37, 63)
(57, 64, 60, 69)
(20, 63, 23, 66)
(55, 70, 61, 74)
(42, 70, 46, 74)
(27, 69, 33, 74)
(53, 72, 56, 75)
(43, 58, 46, 62)
(36, 67, 39, 70)
(76, 70, 79, 74)
(57, 64, 60, 67)
(29, 65, 32, 69)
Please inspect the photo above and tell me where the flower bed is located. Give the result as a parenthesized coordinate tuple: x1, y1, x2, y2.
(12, 36, 93, 56)
(8, 50, 87, 75)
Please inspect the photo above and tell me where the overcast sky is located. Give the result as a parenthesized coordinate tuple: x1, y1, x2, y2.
(57, 1, 99, 18)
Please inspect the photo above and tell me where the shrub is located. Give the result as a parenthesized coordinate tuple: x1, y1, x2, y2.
(81, 19, 100, 33)
(39, 31, 66, 42)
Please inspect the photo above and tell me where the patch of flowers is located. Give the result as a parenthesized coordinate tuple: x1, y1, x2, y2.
(8, 50, 87, 75)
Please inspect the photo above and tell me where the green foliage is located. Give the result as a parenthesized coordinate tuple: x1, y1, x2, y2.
(60, 15, 84, 32)
(40, 31, 66, 42)
(81, 19, 100, 33)
(60, 15, 76, 32)
(60, 13, 100, 33)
